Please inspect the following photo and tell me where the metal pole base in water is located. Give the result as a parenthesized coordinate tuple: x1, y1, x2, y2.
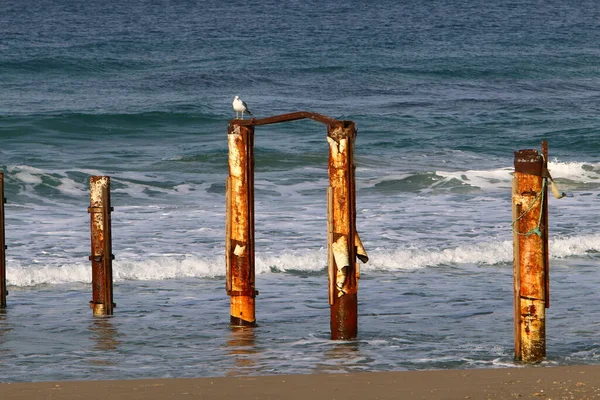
(513, 144, 549, 362)
(88, 176, 115, 316)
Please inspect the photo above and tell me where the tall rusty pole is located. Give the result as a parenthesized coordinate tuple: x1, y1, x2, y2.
(0, 172, 6, 309)
(327, 122, 358, 340)
(88, 176, 115, 316)
(226, 122, 257, 327)
(513, 146, 548, 362)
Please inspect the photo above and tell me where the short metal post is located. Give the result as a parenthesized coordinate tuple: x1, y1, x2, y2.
(327, 122, 358, 340)
(513, 147, 547, 362)
(226, 123, 256, 327)
(88, 176, 115, 316)
(0, 172, 6, 308)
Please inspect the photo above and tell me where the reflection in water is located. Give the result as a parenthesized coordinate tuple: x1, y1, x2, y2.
(226, 327, 257, 376)
(88, 317, 121, 366)
(316, 341, 362, 374)
(0, 309, 12, 338)
(0, 309, 14, 361)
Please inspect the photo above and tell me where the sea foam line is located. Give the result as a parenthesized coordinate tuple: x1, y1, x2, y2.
(6, 160, 600, 203)
(5, 234, 600, 287)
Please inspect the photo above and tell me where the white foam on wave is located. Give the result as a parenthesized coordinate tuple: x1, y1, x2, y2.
(5, 250, 325, 287)
(115, 256, 224, 280)
(434, 159, 600, 191)
(370, 160, 600, 194)
(547, 160, 600, 182)
(256, 249, 326, 273)
(5, 234, 600, 287)
(551, 234, 600, 258)
(6, 255, 225, 287)
(435, 167, 513, 191)
(7, 262, 91, 286)
(8, 165, 45, 184)
(5, 164, 216, 204)
(368, 241, 513, 270)
(370, 233, 600, 270)
(7, 165, 102, 200)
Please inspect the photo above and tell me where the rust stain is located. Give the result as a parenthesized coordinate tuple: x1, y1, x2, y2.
(225, 116, 366, 337)
(0, 172, 7, 308)
(328, 123, 358, 339)
(229, 111, 344, 128)
(226, 124, 256, 327)
(514, 149, 546, 363)
(89, 176, 113, 316)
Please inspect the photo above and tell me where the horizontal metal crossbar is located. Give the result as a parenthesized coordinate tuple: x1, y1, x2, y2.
(230, 111, 350, 127)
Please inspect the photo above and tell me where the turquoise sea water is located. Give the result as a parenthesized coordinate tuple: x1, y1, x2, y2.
(1, 0, 600, 382)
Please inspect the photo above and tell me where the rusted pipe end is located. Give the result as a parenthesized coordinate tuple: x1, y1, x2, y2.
(514, 150, 543, 176)
(328, 122, 356, 141)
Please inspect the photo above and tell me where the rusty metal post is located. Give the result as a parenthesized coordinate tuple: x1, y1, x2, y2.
(513, 147, 547, 362)
(0, 172, 6, 308)
(226, 122, 257, 327)
(541, 141, 550, 309)
(327, 122, 358, 340)
(88, 176, 114, 316)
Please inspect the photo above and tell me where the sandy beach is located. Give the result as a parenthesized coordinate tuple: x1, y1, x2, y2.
(2, 365, 600, 400)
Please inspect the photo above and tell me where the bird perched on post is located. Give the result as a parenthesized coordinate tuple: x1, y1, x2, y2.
(232, 96, 252, 120)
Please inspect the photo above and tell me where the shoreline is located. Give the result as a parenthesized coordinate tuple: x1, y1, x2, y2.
(2, 365, 600, 399)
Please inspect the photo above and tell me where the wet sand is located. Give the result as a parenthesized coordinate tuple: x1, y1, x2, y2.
(2, 365, 600, 399)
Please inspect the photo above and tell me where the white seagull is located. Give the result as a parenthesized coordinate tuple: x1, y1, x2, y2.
(232, 96, 252, 119)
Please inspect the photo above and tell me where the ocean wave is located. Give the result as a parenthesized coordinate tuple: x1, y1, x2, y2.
(548, 160, 600, 182)
(6, 234, 600, 287)
(0, 56, 146, 75)
(3, 164, 224, 204)
(4, 158, 600, 209)
(0, 110, 225, 124)
(366, 234, 600, 270)
(364, 160, 600, 194)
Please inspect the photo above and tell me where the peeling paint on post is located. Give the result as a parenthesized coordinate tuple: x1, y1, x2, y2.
(0, 172, 6, 308)
(226, 123, 256, 327)
(327, 122, 358, 340)
(88, 176, 114, 316)
(513, 148, 546, 362)
(225, 112, 367, 335)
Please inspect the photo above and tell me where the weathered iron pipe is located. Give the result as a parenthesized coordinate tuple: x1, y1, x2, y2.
(513, 148, 547, 362)
(226, 123, 257, 327)
(542, 141, 550, 309)
(88, 176, 115, 316)
(0, 172, 6, 308)
(327, 122, 358, 340)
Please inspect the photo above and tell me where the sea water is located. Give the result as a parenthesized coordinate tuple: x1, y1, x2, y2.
(1, 0, 600, 382)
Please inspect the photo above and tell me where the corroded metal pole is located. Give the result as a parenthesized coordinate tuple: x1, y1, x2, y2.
(0, 172, 6, 308)
(327, 122, 358, 340)
(88, 176, 114, 316)
(226, 122, 256, 327)
(542, 141, 550, 309)
(513, 148, 547, 362)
